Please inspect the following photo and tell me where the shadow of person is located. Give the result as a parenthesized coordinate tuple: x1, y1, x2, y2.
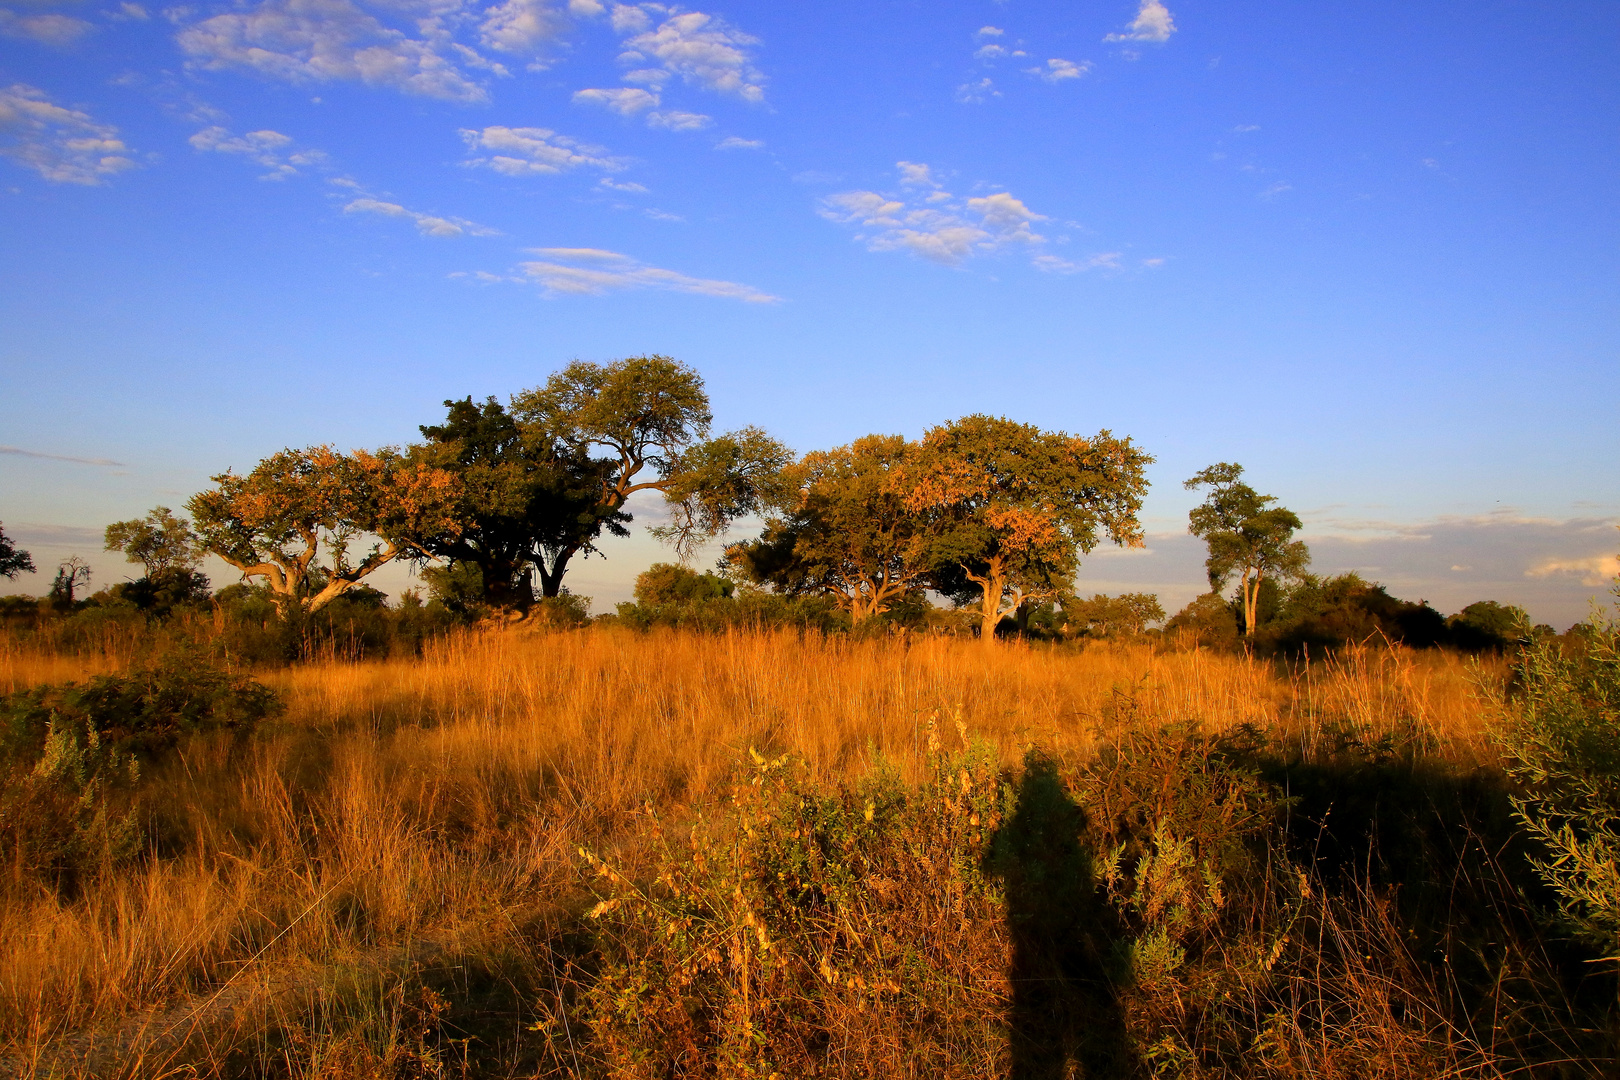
(988, 751, 1135, 1079)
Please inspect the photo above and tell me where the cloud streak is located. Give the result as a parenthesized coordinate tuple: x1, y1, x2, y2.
(460, 125, 625, 175)
(190, 125, 327, 179)
(343, 195, 499, 237)
(1, 446, 125, 467)
(0, 84, 136, 185)
(517, 246, 777, 302)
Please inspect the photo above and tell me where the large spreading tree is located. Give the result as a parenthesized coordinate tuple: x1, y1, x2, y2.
(412, 395, 607, 614)
(726, 433, 932, 622)
(504, 355, 792, 598)
(1184, 462, 1310, 637)
(906, 415, 1153, 646)
(188, 445, 460, 618)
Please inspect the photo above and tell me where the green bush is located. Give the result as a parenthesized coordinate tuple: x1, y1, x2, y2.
(0, 647, 282, 761)
(1494, 603, 1620, 959)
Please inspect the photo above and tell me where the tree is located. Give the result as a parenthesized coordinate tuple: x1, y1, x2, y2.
(906, 415, 1153, 646)
(188, 445, 460, 618)
(0, 523, 34, 580)
(413, 396, 608, 614)
(49, 556, 91, 607)
(508, 356, 792, 597)
(1185, 463, 1310, 637)
(105, 507, 205, 580)
(1067, 592, 1165, 638)
(634, 562, 734, 606)
(726, 434, 934, 622)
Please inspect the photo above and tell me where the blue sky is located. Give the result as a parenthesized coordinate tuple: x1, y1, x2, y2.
(2, 0, 1617, 625)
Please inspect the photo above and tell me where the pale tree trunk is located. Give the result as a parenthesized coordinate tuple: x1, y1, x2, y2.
(966, 558, 1018, 649)
(1241, 568, 1263, 636)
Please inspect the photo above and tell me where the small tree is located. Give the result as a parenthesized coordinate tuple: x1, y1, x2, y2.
(907, 416, 1152, 647)
(0, 523, 34, 580)
(1184, 463, 1309, 637)
(727, 434, 932, 622)
(188, 445, 460, 619)
(105, 506, 205, 579)
(509, 356, 792, 596)
(49, 556, 91, 607)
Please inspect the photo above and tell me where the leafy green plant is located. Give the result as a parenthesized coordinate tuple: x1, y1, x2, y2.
(1494, 603, 1620, 959)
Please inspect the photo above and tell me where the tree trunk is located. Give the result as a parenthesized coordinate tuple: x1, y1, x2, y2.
(538, 548, 575, 598)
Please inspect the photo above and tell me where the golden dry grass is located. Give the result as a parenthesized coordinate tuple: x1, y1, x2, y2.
(0, 627, 1506, 1075)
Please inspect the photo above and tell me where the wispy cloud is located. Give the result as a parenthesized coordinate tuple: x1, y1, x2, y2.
(714, 135, 762, 150)
(955, 77, 998, 104)
(1033, 252, 1121, 273)
(460, 125, 624, 175)
(190, 125, 327, 179)
(177, 0, 494, 103)
(517, 246, 777, 302)
(573, 86, 659, 114)
(820, 166, 1066, 267)
(1027, 58, 1090, 83)
(617, 8, 765, 102)
(1, 445, 125, 467)
(0, 84, 136, 185)
(0, 9, 94, 45)
(647, 108, 710, 131)
(343, 196, 499, 238)
(1527, 554, 1620, 587)
(1105, 0, 1176, 45)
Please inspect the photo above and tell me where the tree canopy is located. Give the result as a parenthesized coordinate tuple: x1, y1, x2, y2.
(906, 415, 1153, 645)
(105, 507, 204, 581)
(0, 523, 33, 581)
(505, 356, 791, 596)
(1185, 462, 1310, 637)
(726, 433, 932, 622)
(188, 445, 460, 618)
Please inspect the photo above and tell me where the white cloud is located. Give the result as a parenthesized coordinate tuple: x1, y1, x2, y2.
(1259, 181, 1291, 199)
(1527, 554, 1620, 588)
(1033, 251, 1120, 273)
(190, 124, 327, 178)
(1233, 123, 1259, 133)
(478, 0, 569, 57)
(1029, 58, 1090, 82)
(619, 10, 764, 102)
(573, 86, 659, 114)
(343, 196, 499, 237)
(820, 166, 1051, 268)
(0, 83, 136, 185)
(0, 10, 95, 44)
(622, 67, 667, 85)
(976, 25, 1003, 37)
(177, 0, 489, 103)
(974, 44, 1007, 60)
(646, 108, 710, 131)
(597, 176, 647, 192)
(608, 2, 648, 33)
(518, 246, 778, 302)
(460, 125, 624, 175)
(1105, 0, 1175, 44)
(643, 207, 681, 221)
(714, 135, 762, 150)
(955, 77, 997, 104)
(114, 3, 150, 21)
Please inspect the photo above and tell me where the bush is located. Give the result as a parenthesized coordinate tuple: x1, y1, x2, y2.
(1494, 603, 1620, 958)
(0, 647, 282, 761)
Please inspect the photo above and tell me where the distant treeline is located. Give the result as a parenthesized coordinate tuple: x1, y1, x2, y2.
(0, 355, 1585, 661)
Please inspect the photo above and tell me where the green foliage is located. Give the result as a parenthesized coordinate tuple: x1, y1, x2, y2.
(908, 415, 1153, 642)
(726, 433, 933, 621)
(1452, 600, 1530, 652)
(1257, 572, 1450, 654)
(1494, 605, 1620, 957)
(104, 505, 204, 580)
(413, 395, 606, 613)
(0, 520, 35, 580)
(189, 445, 462, 618)
(0, 716, 141, 887)
(0, 648, 282, 760)
(1165, 591, 1242, 647)
(634, 562, 734, 606)
(574, 726, 1014, 1077)
(509, 356, 792, 595)
(1066, 592, 1166, 638)
(1185, 463, 1310, 637)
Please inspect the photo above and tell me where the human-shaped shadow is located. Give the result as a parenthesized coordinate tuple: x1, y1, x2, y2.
(988, 751, 1135, 1079)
